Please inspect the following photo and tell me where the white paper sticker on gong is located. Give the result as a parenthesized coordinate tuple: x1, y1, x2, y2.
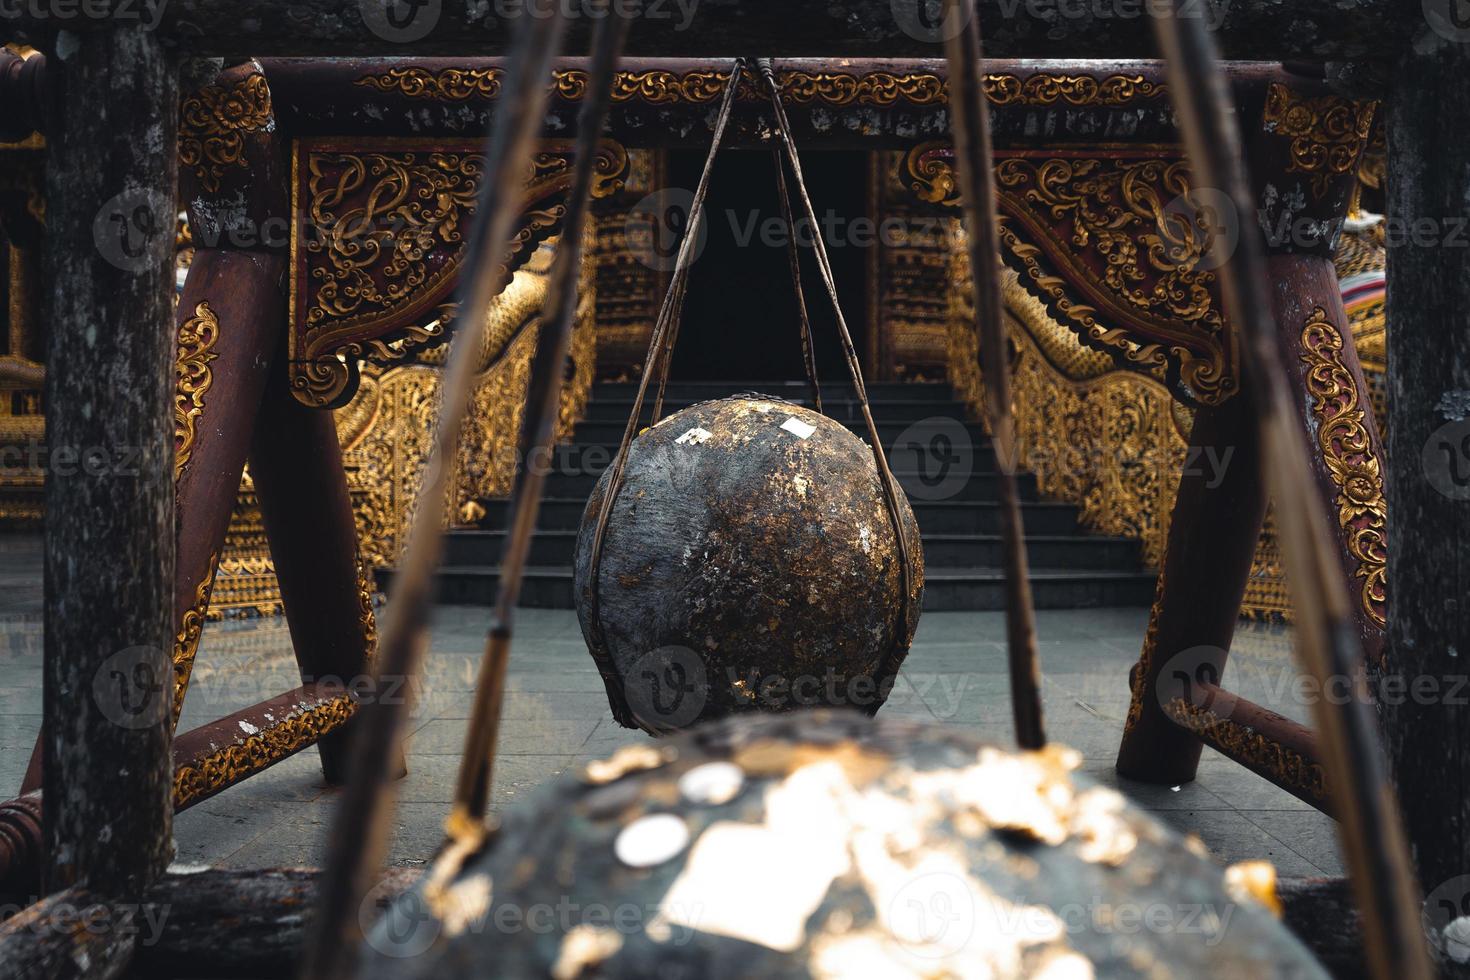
(780, 417, 816, 440)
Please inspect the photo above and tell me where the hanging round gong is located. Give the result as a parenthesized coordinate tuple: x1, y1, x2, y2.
(358, 711, 1324, 979)
(574, 396, 924, 733)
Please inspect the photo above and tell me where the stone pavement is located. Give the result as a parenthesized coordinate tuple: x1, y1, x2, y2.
(0, 532, 1342, 878)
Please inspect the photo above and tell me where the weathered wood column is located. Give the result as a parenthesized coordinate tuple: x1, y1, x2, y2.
(1116, 392, 1267, 783)
(40, 30, 178, 896)
(248, 357, 386, 784)
(1383, 27, 1470, 943)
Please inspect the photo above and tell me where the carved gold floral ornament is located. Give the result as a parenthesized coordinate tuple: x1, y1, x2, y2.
(178, 73, 274, 193)
(170, 553, 218, 725)
(290, 140, 627, 408)
(173, 301, 220, 481)
(1262, 83, 1376, 198)
(962, 153, 1237, 406)
(1165, 698, 1328, 805)
(1299, 307, 1387, 629)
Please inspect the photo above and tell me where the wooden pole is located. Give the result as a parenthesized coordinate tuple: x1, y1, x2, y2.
(1383, 27, 1470, 964)
(300, 12, 568, 978)
(941, 0, 1046, 749)
(40, 28, 178, 899)
(453, 8, 630, 822)
(1151, 6, 1432, 979)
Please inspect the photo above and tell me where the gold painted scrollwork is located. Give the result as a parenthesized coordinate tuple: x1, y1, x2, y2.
(775, 70, 947, 106)
(579, 69, 732, 104)
(1299, 306, 1388, 629)
(997, 156, 1235, 405)
(302, 152, 484, 331)
(172, 694, 358, 808)
(998, 157, 1222, 327)
(356, 557, 379, 661)
(357, 66, 503, 100)
(1164, 698, 1328, 805)
(921, 146, 1236, 406)
(171, 553, 219, 725)
(292, 139, 627, 408)
(983, 73, 1164, 106)
(356, 67, 1163, 109)
(1262, 84, 1376, 198)
(173, 301, 220, 481)
(178, 73, 274, 193)
(907, 144, 962, 207)
(1124, 580, 1168, 735)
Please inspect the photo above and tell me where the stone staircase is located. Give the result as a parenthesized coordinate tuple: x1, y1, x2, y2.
(410, 380, 1157, 611)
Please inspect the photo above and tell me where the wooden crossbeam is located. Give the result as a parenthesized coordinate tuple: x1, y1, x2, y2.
(4, 0, 1406, 61)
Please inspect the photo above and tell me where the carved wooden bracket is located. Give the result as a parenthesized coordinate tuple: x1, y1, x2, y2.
(898, 75, 1374, 409)
(286, 138, 628, 408)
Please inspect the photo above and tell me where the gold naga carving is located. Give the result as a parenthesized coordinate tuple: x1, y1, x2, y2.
(290, 138, 627, 408)
(178, 73, 274, 193)
(356, 66, 1161, 108)
(341, 237, 597, 570)
(1262, 83, 1376, 198)
(173, 693, 359, 808)
(948, 243, 1189, 569)
(173, 301, 221, 482)
(1299, 306, 1388, 629)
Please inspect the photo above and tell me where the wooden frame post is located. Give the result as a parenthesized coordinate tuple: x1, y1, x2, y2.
(1383, 31, 1470, 930)
(248, 352, 387, 783)
(1116, 391, 1266, 784)
(39, 29, 178, 897)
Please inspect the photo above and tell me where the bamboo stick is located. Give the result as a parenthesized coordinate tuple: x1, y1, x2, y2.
(1151, 7, 1432, 978)
(940, 0, 1046, 750)
(299, 12, 569, 979)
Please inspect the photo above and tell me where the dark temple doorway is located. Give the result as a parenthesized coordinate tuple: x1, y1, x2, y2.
(667, 149, 869, 382)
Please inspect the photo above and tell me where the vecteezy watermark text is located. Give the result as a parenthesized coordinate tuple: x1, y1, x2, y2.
(0, 0, 168, 29)
(359, 0, 699, 44)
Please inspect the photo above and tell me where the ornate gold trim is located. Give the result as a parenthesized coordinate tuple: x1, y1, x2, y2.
(992, 156, 1236, 405)
(171, 553, 219, 724)
(1124, 577, 1167, 735)
(289, 138, 626, 409)
(986, 73, 1164, 106)
(1299, 307, 1388, 629)
(1164, 698, 1328, 804)
(1262, 84, 1375, 198)
(173, 694, 358, 808)
(173, 301, 221, 482)
(356, 558, 379, 660)
(178, 73, 274, 193)
(356, 67, 1163, 108)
